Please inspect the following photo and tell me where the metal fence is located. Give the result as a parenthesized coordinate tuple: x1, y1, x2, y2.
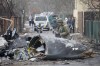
(84, 20, 100, 43)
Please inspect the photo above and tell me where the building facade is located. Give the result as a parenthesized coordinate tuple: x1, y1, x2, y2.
(74, 0, 100, 33)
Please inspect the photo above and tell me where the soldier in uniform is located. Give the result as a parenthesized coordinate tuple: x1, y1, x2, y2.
(55, 18, 69, 38)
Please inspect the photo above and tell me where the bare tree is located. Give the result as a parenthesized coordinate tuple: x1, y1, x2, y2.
(27, 0, 74, 16)
(80, 0, 100, 20)
(12, 0, 28, 16)
(0, 0, 15, 17)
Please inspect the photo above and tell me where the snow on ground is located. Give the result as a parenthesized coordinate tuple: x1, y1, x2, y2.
(0, 37, 8, 47)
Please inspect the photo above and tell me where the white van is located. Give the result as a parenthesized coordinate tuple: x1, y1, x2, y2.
(34, 15, 50, 30)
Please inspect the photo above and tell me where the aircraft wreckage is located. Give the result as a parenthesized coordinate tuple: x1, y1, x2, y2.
(27, 35, 93, 60)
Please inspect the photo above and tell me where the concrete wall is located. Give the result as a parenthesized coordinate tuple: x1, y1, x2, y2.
(74, 0, 89, 33)
(73, 10, 84, 33)
(75, 0, 89, 12)
(74, 0, 100, 33)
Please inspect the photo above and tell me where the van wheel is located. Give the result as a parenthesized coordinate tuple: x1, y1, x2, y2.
(34, 28, 37, 31)
(47, 28, 50, 31)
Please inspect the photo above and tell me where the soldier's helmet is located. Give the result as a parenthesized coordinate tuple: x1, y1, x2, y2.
(57, 18, 63, 23)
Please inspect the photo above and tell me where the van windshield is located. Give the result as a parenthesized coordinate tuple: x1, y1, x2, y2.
(35, 16, 47, 21)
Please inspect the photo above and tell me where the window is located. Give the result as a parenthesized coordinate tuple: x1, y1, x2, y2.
(35, 16, 47, 21)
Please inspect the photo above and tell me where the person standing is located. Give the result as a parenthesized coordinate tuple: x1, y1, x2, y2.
(31, 17, 35, 32)
(71, 17, 75, 33)
(29, 15, 32, 26)
(67, 17, 74, 33)
(67, 17, 71, 33)
(31, 17, 35, 27)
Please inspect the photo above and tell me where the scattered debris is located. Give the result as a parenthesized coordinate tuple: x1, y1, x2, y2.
(0, 32, 97, 62)
(69, 33, 90, 43)
(81, 49, 97, 58)
(14, 48, 29, 61)
(0, 37, 8, 49)
(2, 28, 19, 42)
(29, 58, 37, 62)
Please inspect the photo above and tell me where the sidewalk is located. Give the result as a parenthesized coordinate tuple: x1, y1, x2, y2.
(23, 21, 35, 33)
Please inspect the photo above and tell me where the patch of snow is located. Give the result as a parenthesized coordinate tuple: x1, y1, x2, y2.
(29, 58, 37, 61)
(70, 33, 82, 36)
(0, 37, 8, 47)
(65, 43, 74, 47)
(36, 45, 45, 52)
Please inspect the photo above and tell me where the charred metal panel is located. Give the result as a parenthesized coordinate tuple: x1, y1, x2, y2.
(28, 35, 87, 59)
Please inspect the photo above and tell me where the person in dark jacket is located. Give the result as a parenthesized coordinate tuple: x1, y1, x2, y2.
(29, 15, 32, 26)
(67, 17, 75, 33)
(71, 17, 75, 33)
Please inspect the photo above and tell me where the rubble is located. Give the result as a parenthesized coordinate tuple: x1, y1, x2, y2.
(0, 31, 96, 62)
(68, 33, 89, 42)
(14, 48, 29, 61)
(0, 37, 8, 49)
(2, 29, 19, 42)
(29, 58, 37, 62)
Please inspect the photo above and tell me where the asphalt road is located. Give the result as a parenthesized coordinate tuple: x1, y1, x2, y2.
(1, 55, 100, 66)
(1, 21, 100, 66)
(11, 22, 100, 66)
